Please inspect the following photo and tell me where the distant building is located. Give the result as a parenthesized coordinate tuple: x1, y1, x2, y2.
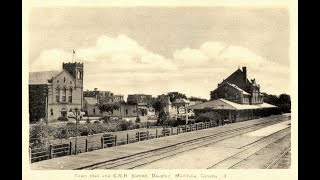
(29, 62, 84, 123)
(127, 94, 152, 105)
(83, 88, 124, 103)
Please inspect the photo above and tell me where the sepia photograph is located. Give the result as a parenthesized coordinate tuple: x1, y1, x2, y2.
(23, 0, 297, 179)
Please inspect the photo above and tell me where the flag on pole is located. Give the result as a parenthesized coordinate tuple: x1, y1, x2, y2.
(72, 49, 75, 62)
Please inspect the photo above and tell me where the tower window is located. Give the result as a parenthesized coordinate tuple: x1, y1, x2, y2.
(64, 77, 65, 82)
(77, 70, 82, 79)
(68, 88, 72, 103)
(126, 109, 128, 115)
(50, 109, 53, 116)
(93, 109, 96, 114)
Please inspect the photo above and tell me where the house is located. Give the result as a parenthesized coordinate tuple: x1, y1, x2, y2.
(29, 62, 84, 123)
(127, 94, 152, 105)
(83, 88, 124, 103)
(188, 67, 277, 123)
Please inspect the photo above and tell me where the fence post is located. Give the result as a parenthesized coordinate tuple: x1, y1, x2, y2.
(156, 129, 158, 138)
(196, 123, 198, 131)
(85, 139, 88, 152)
(137, 132, 141, 141)
(114, 135, 117, 147)
(163, 127, 166, 137)
(101, 137, 104, 149)
(29, 148, 31, 164)
(184, 124, 187, 133)
(171, 127, 173, 135)
(127, 133, 129, 144)
(177, 126, 179, 135)
(49, 144, 53, 159)
(69, 141, 72, 155)
(147, 131, 149, 140)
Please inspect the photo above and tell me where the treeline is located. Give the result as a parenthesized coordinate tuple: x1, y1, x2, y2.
(263, 93, 291, 113)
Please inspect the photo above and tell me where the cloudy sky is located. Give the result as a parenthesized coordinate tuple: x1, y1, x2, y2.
(29, 7, 290, 99)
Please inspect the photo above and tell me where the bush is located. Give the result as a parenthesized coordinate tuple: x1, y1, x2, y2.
(168, 119, 178, 127)
(93, 120, 101, 124)
(195, 111, 220, 123)
(118, 120, 133, 131)
(57, 117, 69, 121)
(54, 127, 68, 139)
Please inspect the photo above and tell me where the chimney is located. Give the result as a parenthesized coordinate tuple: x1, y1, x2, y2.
(242, 67, 247, 82)
(94, 88, 98, 91)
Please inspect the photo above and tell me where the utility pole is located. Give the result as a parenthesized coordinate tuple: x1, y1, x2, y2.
(74, 107, 79, 155)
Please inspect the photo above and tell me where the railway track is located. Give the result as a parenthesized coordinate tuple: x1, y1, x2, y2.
(265, 147, 291, 169)
(207, 128, 290, 169)
(78, 116, 289, 170)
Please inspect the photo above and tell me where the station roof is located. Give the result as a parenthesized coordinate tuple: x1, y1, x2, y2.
(187, 98, 277, 110)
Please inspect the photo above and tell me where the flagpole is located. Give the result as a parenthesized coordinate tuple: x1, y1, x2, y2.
(72, 50, 74, 63)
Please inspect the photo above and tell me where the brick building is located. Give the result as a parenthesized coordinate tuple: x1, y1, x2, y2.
(29, 62, 84, 123)
(188, 67, 277, 123)
(83, 88, 124, 103)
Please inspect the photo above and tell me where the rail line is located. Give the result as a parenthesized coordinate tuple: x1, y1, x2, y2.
(206, 129, 291, 169)
(265, 147, 291, 169)
(78, 117, 289, 170)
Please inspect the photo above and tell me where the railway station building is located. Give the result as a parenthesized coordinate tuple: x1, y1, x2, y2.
(187, 67, 278, 123)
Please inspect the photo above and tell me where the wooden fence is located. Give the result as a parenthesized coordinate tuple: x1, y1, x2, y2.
(30, 121, 216, 163)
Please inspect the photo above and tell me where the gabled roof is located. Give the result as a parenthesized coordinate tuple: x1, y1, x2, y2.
(84, 97, 98, 105)
(29, 71, 60, 85)
(29, 69, 75, 85)
(222, 68, 252, 85)
(187, 98, 277, 110)
(226, 82, 250, 95)
(173, 98, 190, 104)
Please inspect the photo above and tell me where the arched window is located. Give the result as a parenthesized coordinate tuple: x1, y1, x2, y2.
(62, 87, 67, 102)
(77, 70, 82, 79)
(68, 87, 73, 103)
(55, 87, 60, 102)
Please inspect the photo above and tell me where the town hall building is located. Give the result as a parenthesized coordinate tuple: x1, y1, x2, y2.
(29, 62, 84, 123)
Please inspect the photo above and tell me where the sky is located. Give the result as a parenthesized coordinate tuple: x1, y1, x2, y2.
(28, 7, 290, 100)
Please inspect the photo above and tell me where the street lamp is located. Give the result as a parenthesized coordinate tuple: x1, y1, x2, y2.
(74, 107, 79, 155)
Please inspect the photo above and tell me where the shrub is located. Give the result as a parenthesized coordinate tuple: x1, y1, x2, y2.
(135, 116, 141, 123)
(57, 117, 69, 121)
(195, 111, 220, 123)
(168, 119, 178, 127)
(93, 120, 100, 124)
(54, 127, 68, 139)
(118, 120, 133, 131)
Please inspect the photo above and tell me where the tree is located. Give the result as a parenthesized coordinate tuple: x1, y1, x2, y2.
(167, 92, 187, 102)
(278, 94, 291, 113)
(157, 110, 169, 126)
(188, 96, 208, 102)
(98, 102, 120, 122)
(152, 100, 165, 112)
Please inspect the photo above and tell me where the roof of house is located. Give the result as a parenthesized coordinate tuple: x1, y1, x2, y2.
(226, 82, 251, 95)
(187, 98, 277, 110)
(29, 71, 61, 85)
(84, 97, 98, 105)
(173, 98, 190, 104)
